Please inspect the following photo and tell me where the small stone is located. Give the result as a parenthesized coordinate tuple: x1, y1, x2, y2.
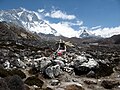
(84, 80, 97, 85)
(86, 70, 95, 78)
(65, 84, 85, 90)
(42, 87, 53, 90)
(50, 79, 60, 86)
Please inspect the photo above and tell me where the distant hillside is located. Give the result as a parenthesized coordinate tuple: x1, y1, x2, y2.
(110, 34, 120, 44)
(0, 21, 46, 48)
(97, 34, 120, 44)
(0, 21, 40, 41)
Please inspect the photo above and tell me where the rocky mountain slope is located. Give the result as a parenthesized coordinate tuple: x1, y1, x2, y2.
(109, 34, 120, 44)
(97, 34, 120, 44)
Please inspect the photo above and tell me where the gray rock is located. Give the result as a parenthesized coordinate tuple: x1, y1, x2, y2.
(7, 75, 25, 90)
(101, 80, 120, 89)
(0, 78, 10, 90)
(87, 70, 95, 78)
(50, 79, 60, 86)
(45, 64, 62, 78)
(73, 56, 98, 76)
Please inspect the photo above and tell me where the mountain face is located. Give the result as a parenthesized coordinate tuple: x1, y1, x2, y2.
(0, 8, 58, 36)
(0, 8, 100, 38)
(79, 29, 100, 39)
(79, 30, 91, 38)
(0, 21, 45, 46)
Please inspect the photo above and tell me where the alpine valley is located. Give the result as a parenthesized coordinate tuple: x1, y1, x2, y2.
(0, 8, 120, 90)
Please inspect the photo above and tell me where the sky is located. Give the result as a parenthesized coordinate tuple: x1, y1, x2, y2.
(0, 0, 120, 37)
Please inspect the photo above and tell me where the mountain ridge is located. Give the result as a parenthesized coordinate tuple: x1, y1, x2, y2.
(0, 8, 59, 36)
(0, 8, 119, 39)
(0, 8, 100, 38)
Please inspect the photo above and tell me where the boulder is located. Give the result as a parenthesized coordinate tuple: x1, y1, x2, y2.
(101, 80, 120, 89)
(94, 62, 114, 78)
(73, 55, 88, 66)
(0, 78, 10, 90)
(74, 66, 91, 75)
(39, 57, 51, 72)
(45, 64, 62, 78)
(7, 75, 25, 90)
(73, 55, 91, 75)
(73, 55, 114, 78)
(86, 70, 95, 78)
(81, 58, 98, 69)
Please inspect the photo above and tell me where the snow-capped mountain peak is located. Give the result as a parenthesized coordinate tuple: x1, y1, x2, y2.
(0, 8, 58, 35)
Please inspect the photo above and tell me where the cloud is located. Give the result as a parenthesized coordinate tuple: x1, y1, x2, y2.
(37, 8, 120, 38)
(38, 9, 45, 13)
(91, 26, 101, 30)
(92, 26, 120, 37)
(45, 10, 76, 20)
(59, 20, 83, 26)
(44, 20, 79, 37)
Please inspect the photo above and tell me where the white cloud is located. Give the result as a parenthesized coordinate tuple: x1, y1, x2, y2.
(44, 21, 79, 37)
(45, 10, 76, 20)
(76, 20, 83, 26)
(92, 26, 120, 37)
(38, 9, 45, 13)
(91, 26, 101, 30)
(37, 8, 120, 38)
(58, 20, 83, 27)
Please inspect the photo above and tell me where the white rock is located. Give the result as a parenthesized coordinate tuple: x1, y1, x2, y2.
(81, 58, 98, 68)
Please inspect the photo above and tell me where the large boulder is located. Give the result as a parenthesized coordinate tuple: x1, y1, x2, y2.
(45, 64, 62, 78)
(38, 57, 64, 78)
(73, 55, 88, 66)
(39, 57, 51, 72)
(73, 56, 98, 76)
(101, 80, 120, 89)
(94, 62, 114, 78)
(7, 75, 25, 90)
(74, 66, 91, 75)
(73, 54, 114, 78)
(0, 78, 10, 90)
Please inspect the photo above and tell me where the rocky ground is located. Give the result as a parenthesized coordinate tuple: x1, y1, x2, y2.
(0, 40, 120, 90)
(0, 21, 120, 90)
